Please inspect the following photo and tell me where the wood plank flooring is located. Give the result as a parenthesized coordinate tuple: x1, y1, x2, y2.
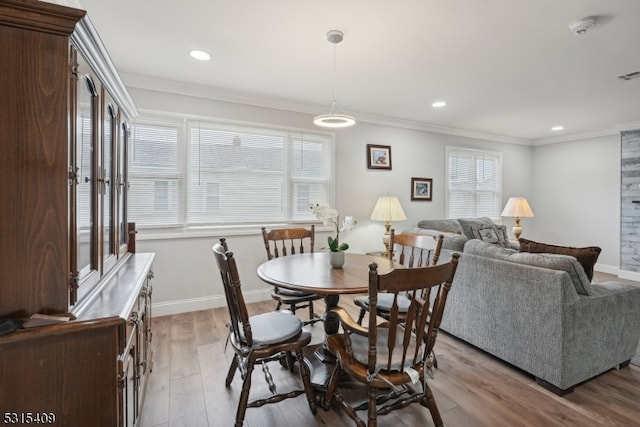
(139, 276, 640, 427)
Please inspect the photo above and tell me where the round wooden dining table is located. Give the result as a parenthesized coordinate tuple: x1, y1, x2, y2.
(257, 251, 397, 294)
(257, 251, 399, 388)
(257, 252, 398, 332)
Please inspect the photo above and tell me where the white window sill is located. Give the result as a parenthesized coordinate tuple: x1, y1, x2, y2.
(135, 223, 333, 241)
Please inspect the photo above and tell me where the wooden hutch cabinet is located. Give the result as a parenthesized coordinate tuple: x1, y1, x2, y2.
(0, 1, 154, 426)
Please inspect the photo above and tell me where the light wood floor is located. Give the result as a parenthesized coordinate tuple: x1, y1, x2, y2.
(139, 276, 640, 427)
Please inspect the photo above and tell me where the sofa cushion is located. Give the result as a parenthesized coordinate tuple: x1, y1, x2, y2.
(464, 239, 592, 295)
(469, 224, 510, 247)
(464, 239, 517, 259)
(518, 238, 601, 282)
(443, 234, 467, 252)
(457, 217, 496, 240)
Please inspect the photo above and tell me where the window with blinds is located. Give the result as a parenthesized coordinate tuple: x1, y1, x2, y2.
(446, 146, 502, 219)
(128, 116, 332, 229)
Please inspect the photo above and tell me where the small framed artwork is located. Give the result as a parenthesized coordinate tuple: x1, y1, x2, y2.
(367, 144, 392, 170)
(411, 177, 433, 201)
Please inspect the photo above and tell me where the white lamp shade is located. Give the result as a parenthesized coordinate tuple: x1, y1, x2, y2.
(370, 196, 407, 222)
(501, 197, 534, 218)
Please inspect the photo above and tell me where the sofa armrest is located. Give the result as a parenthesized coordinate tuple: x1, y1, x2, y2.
(562, 281, 640, 382)
(402, 227, 466, 251)
(416, 219, 462, 234)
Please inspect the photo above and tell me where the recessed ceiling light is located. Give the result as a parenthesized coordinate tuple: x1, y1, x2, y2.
(432, 101, 447, 108)
(190, 50, 211, 61)
(551, 125, 564, 131)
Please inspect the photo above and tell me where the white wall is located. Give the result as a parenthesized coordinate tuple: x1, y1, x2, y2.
(529, 134, 620, 273)
(126, 85, 563, 316)
(333, 122, 533, 252)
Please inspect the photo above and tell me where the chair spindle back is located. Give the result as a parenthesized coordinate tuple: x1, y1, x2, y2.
(261, 225, 315, 260)
(213, 238, 253, 348)
(367, 253, 459, 373)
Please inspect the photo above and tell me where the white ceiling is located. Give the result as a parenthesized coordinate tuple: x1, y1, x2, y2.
(72, 0, 640, 143)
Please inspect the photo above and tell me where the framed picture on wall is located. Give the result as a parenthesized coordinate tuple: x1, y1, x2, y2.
(411, 177, 433, 201)
(367, 144, 392, 170)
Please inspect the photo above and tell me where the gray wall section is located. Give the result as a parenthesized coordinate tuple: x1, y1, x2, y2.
(621, 130, 640, 272)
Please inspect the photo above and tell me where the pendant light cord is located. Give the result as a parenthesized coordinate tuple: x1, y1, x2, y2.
(332, 41, 337, 108)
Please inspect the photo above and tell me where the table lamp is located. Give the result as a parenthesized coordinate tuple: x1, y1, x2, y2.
(370, 196, 407, 255)
(501, 196, 534, 240)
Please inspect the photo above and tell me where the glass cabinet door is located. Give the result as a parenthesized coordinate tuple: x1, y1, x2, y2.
(103, 101, 117, 270)
(70, 48, 102, 304)
(118, 121, 130, 253)
(74, 62, 99, 292)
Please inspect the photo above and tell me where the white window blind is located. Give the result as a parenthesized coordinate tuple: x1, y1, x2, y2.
(128, 118, 182, 227)
(128, 115, 332, 229)
(446, 146, 502, 219)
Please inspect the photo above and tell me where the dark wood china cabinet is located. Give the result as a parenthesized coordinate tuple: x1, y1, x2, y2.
(0, 1, 154, 426)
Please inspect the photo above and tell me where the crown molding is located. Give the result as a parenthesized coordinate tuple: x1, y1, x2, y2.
(71, 16, 138, 119)
(531, 120, 640, 146)
(619, 120, 640, 133)
(122, 73, 640, 147)
(121, 73, 532, 145)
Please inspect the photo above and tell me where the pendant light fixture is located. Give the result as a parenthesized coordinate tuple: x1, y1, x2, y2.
(314, 30, 356, 128)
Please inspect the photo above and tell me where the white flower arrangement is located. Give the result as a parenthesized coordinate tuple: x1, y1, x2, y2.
(310, 203, 356, 252)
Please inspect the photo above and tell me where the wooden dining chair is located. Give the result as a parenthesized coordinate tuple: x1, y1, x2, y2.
(354, 229, 445, 325)
(323, 253, 460, 427)
(212, 238, 317, 427)
(261, 225, 323, 325)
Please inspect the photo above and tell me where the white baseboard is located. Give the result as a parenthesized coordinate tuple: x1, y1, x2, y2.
(618, 269, 640, 282)
(594, 263, 619, 276)
(596, 264, 640, 283)
(151, 288, 272, 317)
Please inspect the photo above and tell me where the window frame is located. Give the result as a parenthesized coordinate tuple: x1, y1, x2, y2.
(127, 112, 335, 233)
(445, 146, 503, 220)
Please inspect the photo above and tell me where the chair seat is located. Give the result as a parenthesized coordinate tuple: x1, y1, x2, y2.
(276, 287, 314, 297)
(354, 293, 412, 312)
(244, 311, 303, 346)
(349, 327, 423, 371)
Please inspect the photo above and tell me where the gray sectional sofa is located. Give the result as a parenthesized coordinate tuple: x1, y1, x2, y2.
(404, 218, 640, 395)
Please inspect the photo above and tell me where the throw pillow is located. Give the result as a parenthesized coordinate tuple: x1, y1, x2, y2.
(457, 217, 496, 240)
(518, 238, 601, 282)
(469, 224, 510, 247)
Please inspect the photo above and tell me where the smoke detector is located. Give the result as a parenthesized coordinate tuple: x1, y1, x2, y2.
(569, 17, 596, 35)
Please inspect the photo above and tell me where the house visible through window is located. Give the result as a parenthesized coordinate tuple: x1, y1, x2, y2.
(154, 181, 168, 211)
(206, 183, 220, 212)
(128, 115, 333, 229)
(446, 146, 502, 219)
